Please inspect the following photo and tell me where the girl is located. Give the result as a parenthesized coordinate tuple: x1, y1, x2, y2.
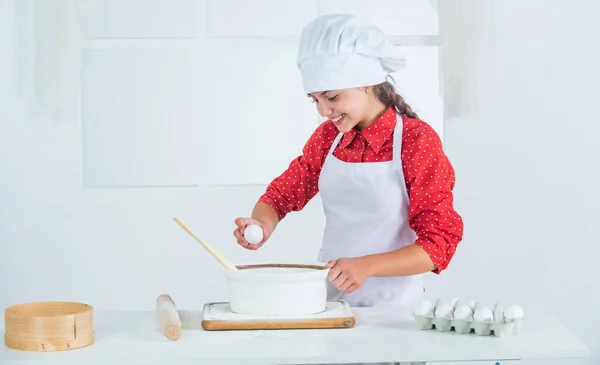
(233, 14, 463, 309)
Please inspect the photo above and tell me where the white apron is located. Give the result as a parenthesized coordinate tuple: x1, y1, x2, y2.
(318, 113, 424, 308)
(312, 115, 486, 365)
(314, 115, 486, 365)
(313, 114, 424, 365)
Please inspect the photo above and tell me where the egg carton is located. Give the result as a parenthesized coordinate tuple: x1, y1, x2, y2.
(412, 299, 524, 338)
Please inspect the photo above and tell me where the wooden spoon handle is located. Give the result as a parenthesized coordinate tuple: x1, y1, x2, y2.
(173, 217, 238, 271)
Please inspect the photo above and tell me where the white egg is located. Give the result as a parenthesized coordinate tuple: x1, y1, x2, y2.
(504, 305, 524, 319)
(435, 297, 448, 308)
(414, 300, 435, 316)
(473, 301, 489, 312)
(244, 224, 263, 245)
(435, 302, 454, 318)
(453, 305, 474, 320)
(492, 303, 503, 322)
(454, 300, 470, 309)
(473, 307, 494, 323)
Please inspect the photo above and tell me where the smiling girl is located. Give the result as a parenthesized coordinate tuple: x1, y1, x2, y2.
(233, 14, 463, 308)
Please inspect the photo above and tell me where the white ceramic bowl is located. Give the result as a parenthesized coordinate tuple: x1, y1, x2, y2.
(224, 263, 330, 316)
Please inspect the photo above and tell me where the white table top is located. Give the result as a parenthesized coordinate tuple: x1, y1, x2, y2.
(0, 305, 590, 365)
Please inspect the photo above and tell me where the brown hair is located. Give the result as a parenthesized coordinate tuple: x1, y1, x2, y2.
(372, 81, 419, 119)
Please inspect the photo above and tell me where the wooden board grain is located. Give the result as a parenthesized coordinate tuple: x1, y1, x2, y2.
(201, 301, 355, 331)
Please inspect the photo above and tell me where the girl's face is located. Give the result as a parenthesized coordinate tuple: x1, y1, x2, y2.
(308, 87, 385, 132)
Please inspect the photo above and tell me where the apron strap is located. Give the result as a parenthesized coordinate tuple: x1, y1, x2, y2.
(327, 131, 344, 157)
(392, 113, 404, 171)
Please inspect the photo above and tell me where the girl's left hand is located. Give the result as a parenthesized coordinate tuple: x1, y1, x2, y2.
(325, 257, 369, 293)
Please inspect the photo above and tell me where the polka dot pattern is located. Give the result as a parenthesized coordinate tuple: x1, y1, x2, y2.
(258, 107, 463, 273)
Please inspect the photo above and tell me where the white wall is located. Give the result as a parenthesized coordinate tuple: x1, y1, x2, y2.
(0, 0, 597, 364)
(425, 1, 600, 364)
(0, 0, 440, 307)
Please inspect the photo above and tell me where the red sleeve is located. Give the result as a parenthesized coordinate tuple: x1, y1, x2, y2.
(401, 119, 464, 273)
(258, 121, 337, 221)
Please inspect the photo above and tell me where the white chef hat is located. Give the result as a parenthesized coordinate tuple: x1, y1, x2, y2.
(297, 14, 405, 94)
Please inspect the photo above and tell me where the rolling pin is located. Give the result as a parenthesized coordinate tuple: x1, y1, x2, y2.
(156, 294, 181, 340)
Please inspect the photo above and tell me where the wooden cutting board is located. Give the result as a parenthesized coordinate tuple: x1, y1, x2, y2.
(201, 301, 355, 331)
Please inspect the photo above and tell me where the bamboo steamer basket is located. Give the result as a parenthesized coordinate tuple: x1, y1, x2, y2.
(4, 301, 94, 351)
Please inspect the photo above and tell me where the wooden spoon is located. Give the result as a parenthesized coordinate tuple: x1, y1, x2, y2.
(173, 218, 238, 271)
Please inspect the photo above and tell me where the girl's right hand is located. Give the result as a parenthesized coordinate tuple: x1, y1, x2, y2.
(233, 218, 270, 250)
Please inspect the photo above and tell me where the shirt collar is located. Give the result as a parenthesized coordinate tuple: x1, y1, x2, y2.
(339, 106, 397, 153)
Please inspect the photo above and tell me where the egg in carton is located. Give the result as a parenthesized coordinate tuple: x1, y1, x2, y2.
(412, 298, 524, 338)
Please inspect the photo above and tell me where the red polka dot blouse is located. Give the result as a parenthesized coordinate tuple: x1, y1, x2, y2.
(258, 106, 463, 273)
